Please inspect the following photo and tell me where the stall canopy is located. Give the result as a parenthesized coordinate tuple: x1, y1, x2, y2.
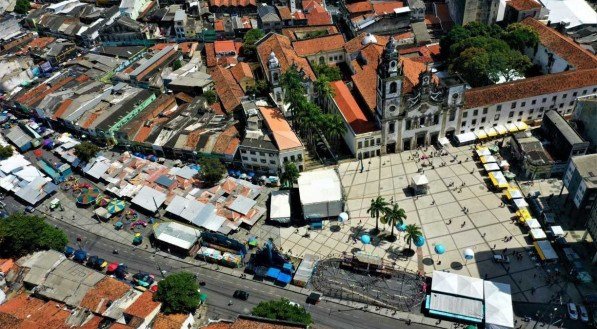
(516, 208, 532, 222)
(550, 226, 564, 237)
(515, 122, 528, 131)
(476, 148, 491, 157)
(505, 188, 523, 200)
(131, 186, 167, 213)
(484, 163, 500, 172)
(489, 172, 509, 189)
(456, 132, 476, 145)
(486, 127, 498, 138)
(513, 198, 529, 209)
(494, 125, 508, 135)
(534, 240, 558, 261)
(480, 155, 497, 164)
(530, 228, 547, 240)
(438, 137, 450, 146)
(484, 281, 514, 329)
(411, 174, 429, 186)
(505, 123, 518, 133)
(475, 130, 488, 140)
(525, 218, 541, 229)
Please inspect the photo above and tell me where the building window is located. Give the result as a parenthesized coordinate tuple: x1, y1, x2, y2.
(420, 117, 426, 126)
(559, 103, 564, 108)
(530, 108, 534, 114)
(552, 96, 557, 101)
(405, 120, 411, 130)
(482, 108, 488, 114)
(511, 102, 516, 109)
(508, 111, 514, 118)
(471, 119, 477, 125)
(376, 138, 381, 145)
(291, 155, 295, 161)
(270, 160, 275, 164)
(358, 141, 362, 149)
(389, 82, 397, 94)
(250, 151, 256, 155)
(583, 90, 587, 95)
(242, 156, 248, 161)
(389, 105, 396, 112)
(593, 88, 597, 92)
(518, 111, 523, 116)
(449, 111, 456, 121)
(260, 159, 266, 164)
(542, 97, 547, 103)
(283, 157, 288, 163)
(563, 93, 567, 99)
(260, 152, 265, 156)
(532, 100, 536, 105)
(389, 122, 395, 133)
(461, 121, 467, 127)
(364, 140, 369, 147)
(251, 157, 257, 162)
(521, 101, 526, 107)
(433, 113, 439, 124)
(573, 92, 577, 97)
(473, 109, 478, 116)
(496, 105, 502, 111)
(481, 117, 486, 123)
(463, 112, 468, 118)
(569, 101, 574, 106)
(494, 114, 500, 120)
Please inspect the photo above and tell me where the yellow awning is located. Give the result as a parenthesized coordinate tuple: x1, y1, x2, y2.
(517, 208, 532, 222)
(486, 127, 498, 137)
(494, 125, 508, 135)
(480, 155, 497, 164)
(476, 145, 489, 151)
(475, 130, 488, 139)
(506, 123, 519, 133)
(515, 121, 528, 131)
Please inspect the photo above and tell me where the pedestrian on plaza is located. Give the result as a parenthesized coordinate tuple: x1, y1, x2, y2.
(447, 219, 452, 225)
(461, 221, 466, 228)
(493, 244, 496, 249)
(482, 233, 486, 238)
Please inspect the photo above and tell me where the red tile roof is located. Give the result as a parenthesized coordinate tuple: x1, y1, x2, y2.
(507, 0, 541, 11)
(0, 258, 13, 274)
(256, 33, 315, 80)
(214, 40, 237, 54)
(372, 1, 404, 15)
(230, 62, 254, 83)
(209, 0, 256, 7)
(214, 19, 225, 31)
(153, 313, 192, 329)
(0, 293, 70, 329)
(209, 65, 245, 113)
(124, 291, 161, 319)
(17, 37, 55, 55)
(292, 33, 345, 57)
(330, 81, 376, 134)
(464, 67, 597, 109)
(305, 11, 332, 25)
(346, 1, 373, 14)
(52, 98, 73, 120)
(277, 6, 293, 20)
(344, 32, 389, 54)
(80, 277, 131, 314)
(521, 18, 597, 70)
(259, 107, 303, 150)
(151, 42, 197, 56)
(213, 125, 240, 156)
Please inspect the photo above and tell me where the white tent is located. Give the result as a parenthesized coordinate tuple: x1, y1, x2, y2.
(476, 148, 491, 157)
(131, 186, 167, 213)
(431, 271, 484, 300)
(438, 137, 450, 146)
(530, 228, 547, 240)
(411, 174, 429, 186)
(550, 226, 565, 237)
(513, 198, 529, 209)
(455, 132, 476, 145)
(270, 190, 291, 223)
(525, 218, 541, 229)
(484, 281, 514, 329)
(484, 163, 500, 172)
(298, 169, 343, 219)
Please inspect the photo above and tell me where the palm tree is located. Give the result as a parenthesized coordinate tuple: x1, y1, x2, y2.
(315, 76, 334, 105)
(280, 162, 300, 188)
(403, 224, 423, 251)
(366, 196, 388, 234)
(383, 203, 407, 240)
(323, 114, 347, 148)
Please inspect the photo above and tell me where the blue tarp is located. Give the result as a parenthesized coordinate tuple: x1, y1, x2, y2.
(64, 246, 74, 256)
(155, 175, 174, 187)
(276, 272, 292, 284)
(282, 262, 294, 273)
(73, 249, 87, 262)
(266, 267, 281, 279)
(43, 182, 58, 194)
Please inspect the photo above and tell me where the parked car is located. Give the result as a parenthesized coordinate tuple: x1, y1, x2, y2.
(579, 305, 589, 322)
(306, 292, 321, 305)
(233, 290, 249, 301)
(568, 303, 579, 320)
(25, 206, 35, 213)
(492, 254, 510, 263)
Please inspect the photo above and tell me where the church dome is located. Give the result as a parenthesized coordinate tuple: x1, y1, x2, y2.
(361, 33, 377, 45)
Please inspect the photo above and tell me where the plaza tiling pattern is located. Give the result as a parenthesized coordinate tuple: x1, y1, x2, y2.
(272, 144, 583, 305)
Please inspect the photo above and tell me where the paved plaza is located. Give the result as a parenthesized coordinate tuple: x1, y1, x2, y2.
(271, 144, 585, 305)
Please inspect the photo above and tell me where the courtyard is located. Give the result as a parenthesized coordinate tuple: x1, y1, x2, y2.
(260, 143, 589, 305)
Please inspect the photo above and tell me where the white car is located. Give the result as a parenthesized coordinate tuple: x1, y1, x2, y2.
(579, 305, 589, 322)
(567, 303, 578, 320)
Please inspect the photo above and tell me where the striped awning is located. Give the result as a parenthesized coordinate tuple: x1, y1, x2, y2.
(475, 130, 488, 139)
(486, 127, 498, 137)
(515, 121, 528, 131)
(506, 123, 518, 133)
(494, 125, 508, 135)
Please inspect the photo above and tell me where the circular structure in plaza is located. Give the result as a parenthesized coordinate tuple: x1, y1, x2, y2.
(310, 253, 426, 312)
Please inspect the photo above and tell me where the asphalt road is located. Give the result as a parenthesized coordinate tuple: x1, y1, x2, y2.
(2, 196, 434, 329)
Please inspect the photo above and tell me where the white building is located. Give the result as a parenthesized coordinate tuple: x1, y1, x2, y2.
(119, 0, 151, 20)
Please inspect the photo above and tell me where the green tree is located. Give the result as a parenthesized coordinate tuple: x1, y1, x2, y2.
(403, 224, 422, 251)
(367, 196, 388, 234)
(440, 25, 471, 59)
(0, 145, 13, 159)
(450, 47, 492, 87)
(155, 272, 201, 314)
(196, 156, 225, 186)
(503, 23, 539, 52)
(203, 90, 217, 105)
(382, 203, 407, 240)
(315, 76, 334, 101)
(243, 29, 265, 58)
(252, 298, 313, 325)
(172, 59, 182, 70)
(280, 162, 300, 188)
(14, 0, 31, 14)
(0, 214, 68, 258)
(74, 141, 100, 163)
(322, 114, 346, 147)
(246, 79, 270, 97)
(313, 63, 342, 81)
(488, 48, 531, 82)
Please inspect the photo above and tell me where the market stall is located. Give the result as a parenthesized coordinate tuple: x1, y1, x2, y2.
(480, 155, 497, 164)
(513, 198, 529, 210)
(476, 148, 491, 157)
(488, 171, 509, 189)
(516, 208, 532, 223)
(455, 132, 476, 145)
(483, 163, 500, 172)
(534, 240, 558, 262)
(525, 218, 541, 230)
(411, 174, 429, 195)
(505, 188, 523, 200)
(530, 228, 547, 240)
(549, 226, 565, 237)
(94, 207, 111, 220)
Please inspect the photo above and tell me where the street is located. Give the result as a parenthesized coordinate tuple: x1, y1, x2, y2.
(1, 195, 435, 329)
